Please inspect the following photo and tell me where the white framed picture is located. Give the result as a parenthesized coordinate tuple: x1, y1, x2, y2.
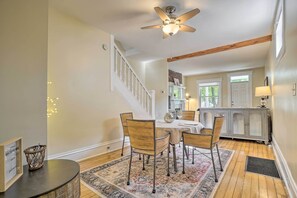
(173, 78, 180, 86)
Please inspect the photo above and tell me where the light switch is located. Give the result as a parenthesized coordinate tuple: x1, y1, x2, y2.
(293, 83, 296, 96)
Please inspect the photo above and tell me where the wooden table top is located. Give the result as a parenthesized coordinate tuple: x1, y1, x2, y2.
(0, 159, 79, 198)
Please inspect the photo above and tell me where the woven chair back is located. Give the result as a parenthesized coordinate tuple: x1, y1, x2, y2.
(182, 111, 196, 121)
(212, 116, 224, 144)
(127, 120, 155, 151)
(120, 112, 133, 136)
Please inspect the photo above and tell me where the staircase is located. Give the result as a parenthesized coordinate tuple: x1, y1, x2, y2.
(110, 38, 155, 119)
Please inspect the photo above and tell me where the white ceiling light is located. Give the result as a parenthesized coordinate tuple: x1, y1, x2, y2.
(162, 22, 179, 36)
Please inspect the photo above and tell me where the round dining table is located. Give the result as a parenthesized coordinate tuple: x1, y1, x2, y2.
(156, 119, 204, 172)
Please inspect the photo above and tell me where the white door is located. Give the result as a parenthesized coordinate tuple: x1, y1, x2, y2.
(231, 82, 250, 107)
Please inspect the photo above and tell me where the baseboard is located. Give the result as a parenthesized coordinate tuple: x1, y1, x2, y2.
(48, 138, 130, 162)
(272, 135, 297, 198)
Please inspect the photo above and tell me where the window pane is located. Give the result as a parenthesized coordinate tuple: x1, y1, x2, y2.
(200, 96, 219, 108)
(199, 81, 221, 108)
(230, 75, 249, 82)
(199, 85, 219, 97)
(276, 10, 283, 57)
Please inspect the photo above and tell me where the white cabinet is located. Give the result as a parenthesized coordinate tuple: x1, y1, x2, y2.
(199, 108, 271, 144)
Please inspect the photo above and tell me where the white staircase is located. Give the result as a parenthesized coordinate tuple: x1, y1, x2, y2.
(110, 38, 155, 119)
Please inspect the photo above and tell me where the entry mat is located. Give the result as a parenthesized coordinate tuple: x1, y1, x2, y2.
(246, 156, 280, 178)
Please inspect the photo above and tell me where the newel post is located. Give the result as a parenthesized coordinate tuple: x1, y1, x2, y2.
(150, 90, 156, 119)
(110, 35, 115, 91)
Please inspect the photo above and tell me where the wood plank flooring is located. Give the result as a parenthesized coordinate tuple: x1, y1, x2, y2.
(79, 139, 288, 198)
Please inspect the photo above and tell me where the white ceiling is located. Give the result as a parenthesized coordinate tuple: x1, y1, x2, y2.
(52, 0, 277, 75)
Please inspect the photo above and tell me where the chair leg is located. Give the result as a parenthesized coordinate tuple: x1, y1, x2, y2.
(211, 148, 218, 182)
(192, 148, 195, 164)
(147, 155, 150, 164)
(216, 144, 223, 171)
(127, 148, 133, 185)
(139, 154, 141, 160)
(142, 154, 145, 170)
(184, 145, 189, 159)
(182, 143, 185, 174)
(152, 154, 156, 193)
(121, 136, 125, 156)
(167, 145, 170, 177)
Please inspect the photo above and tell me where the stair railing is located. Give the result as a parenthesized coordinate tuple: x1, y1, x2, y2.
(110, 39, 155, 118)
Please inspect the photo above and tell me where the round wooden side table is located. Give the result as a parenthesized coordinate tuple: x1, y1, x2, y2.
(0, 159, 80, 198)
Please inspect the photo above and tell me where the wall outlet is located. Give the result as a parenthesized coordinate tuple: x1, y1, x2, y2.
(293, 83, 296, 96)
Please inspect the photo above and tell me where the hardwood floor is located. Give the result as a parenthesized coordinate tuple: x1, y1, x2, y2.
(79, 139, 288, 198)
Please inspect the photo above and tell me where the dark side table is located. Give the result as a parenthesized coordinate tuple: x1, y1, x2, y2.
(0, 159, 80, 198)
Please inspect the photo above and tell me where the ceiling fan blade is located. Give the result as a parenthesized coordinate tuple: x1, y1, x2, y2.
(179, 24, 196, 32)
(163, 33, 169, 39)
(141, 25, 162, 29)
(176, 8, 200, 23)
(154, 7, 170, 21)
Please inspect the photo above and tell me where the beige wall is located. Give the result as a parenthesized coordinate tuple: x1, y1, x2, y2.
(265, 0, 297, 188)
(0, 0, 48, 163)
(145, 60, 168, 119)
(47, 7, 135, 156)
(184, 67, 265, 111)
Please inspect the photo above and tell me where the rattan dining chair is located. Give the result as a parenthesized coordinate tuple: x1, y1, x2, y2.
(120, 112, 133, 156)
(180, 110, 196, 155)
(181, 110, 196, 121)
(182, 116, 224, 182)
(120, 112, 142, 160)
(120, 112, 137, 156)
(126, 119, 170, 193)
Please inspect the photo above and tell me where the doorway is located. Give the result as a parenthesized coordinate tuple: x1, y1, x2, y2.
(228, 72, 252, 107)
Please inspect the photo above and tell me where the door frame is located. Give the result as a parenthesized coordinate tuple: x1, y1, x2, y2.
(227, 71, 252, 107)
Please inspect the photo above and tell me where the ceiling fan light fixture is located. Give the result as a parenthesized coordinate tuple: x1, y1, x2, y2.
(141, 6, 199, 38)
(162, 23, 179, 36)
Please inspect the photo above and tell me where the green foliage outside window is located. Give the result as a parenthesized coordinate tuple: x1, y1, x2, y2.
(200, 85, 219, 108)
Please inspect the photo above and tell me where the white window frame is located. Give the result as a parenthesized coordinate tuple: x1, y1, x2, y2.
(227, 71, 252, 107)
(197, 78, 222, 108)
(274, 0, 285, 63)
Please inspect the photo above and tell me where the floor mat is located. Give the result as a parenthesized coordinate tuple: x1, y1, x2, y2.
(246, 156, 280, 178)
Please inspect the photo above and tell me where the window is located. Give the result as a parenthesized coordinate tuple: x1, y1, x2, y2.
(197, 79, 222, 108)
(230, 75, 249, 83)
(275, 9, 283, 57)
(274, 0, 285, 61)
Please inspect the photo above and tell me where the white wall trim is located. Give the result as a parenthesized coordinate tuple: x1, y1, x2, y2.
(47, 138, 129, 162)
(227, 70, 253, 107)
(272, 135, 297, 198)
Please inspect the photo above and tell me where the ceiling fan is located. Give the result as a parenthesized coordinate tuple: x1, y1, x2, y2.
(141, 6, 200, 38)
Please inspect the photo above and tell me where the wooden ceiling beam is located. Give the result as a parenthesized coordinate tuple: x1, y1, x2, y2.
(167, 35, 272, 62)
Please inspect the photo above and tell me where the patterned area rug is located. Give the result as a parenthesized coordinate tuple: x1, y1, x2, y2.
(81, 146, 234, 198)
